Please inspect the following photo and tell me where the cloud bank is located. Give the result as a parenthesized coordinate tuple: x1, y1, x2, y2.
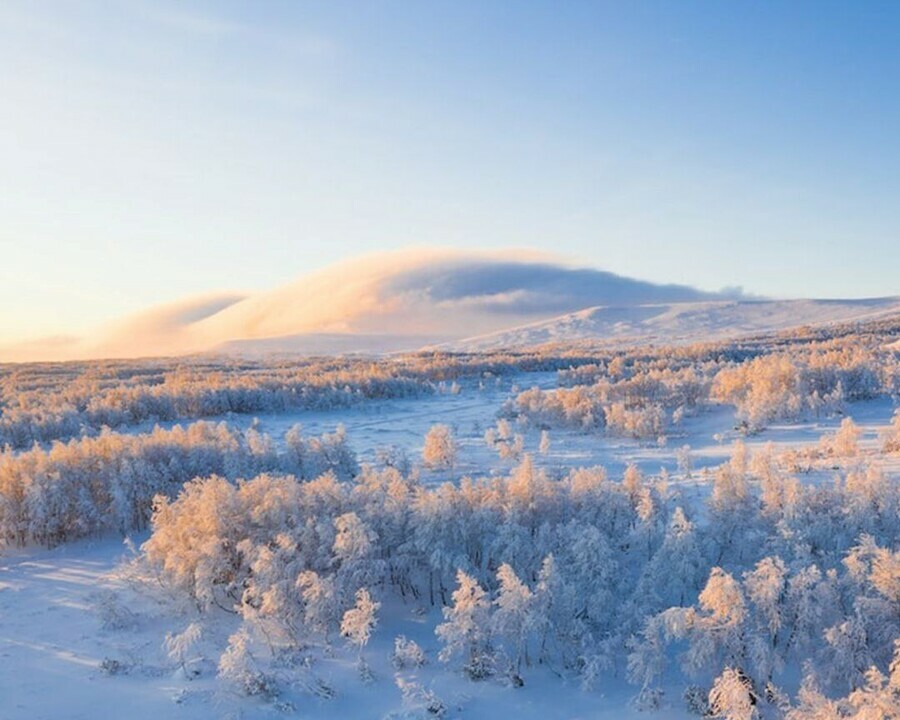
(1, 249, 725, 361)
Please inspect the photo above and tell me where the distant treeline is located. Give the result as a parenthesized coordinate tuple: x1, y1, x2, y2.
(2, 317, 898, 449)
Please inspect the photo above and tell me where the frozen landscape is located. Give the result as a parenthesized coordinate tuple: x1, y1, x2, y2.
(4, 251, 900, 363)
(1, 308, 899, 719)
(3, 2, 900, 718)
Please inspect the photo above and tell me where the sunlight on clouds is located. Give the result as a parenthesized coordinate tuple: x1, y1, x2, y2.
(0, 248, 718, 361)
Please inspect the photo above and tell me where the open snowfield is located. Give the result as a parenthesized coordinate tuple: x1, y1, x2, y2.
(128, 370, 899, 485)
(2, 365, 898, 719)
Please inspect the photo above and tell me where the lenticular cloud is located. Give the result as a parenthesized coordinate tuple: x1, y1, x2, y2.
(0, 248, 719, 361)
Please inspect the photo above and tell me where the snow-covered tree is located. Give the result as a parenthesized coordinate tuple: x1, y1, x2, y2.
(636, 506, 705, 610)
(296, 570, 338, 643)
(539, 430, 551, 455)
(340, 587, 380, 660)
(677, 445, 693, 478)
(743, 556, 788, 681)
(436, 570, 493, 680)
(708, 667, 758, 720)
(822, 417, 862, 458)
(218, 627, 277, 699)
(164, 622, 203, 679)
(882, 410, 900, 453)
(492, 563, 535, 677)
(422, 424, 458, 470)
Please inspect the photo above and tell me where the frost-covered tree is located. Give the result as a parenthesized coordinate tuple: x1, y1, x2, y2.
(636, 506, 705, 611)
(785, 675, 842, 720)
(555, 520, 618, 635)
(743, 556, 788, 682)
(882, 410, 900, 453)
(164, 622, 203, 679)
(422, 424, 458, 470)
(623, 463, 644, 502)
(821, 417, 862, 458)
(712, 354, 804, 432)
(821, 536, 900, 691)
(296, 570, 338, 643)
(492, 563, 535, 677)
(341, 587, 380, 661)
(539, 430, 551, 455)
(485, 419, 525, 461)
(708, 442, 758, 564)
(218, 627, 277, 699)
(436, 570, 493, 679)
(708, 667, 758, 720)
(239, 534, 309, 649)
(658, 567, 749, 678)
(788, 640, 900, 720)
(333, 511, 382, 600)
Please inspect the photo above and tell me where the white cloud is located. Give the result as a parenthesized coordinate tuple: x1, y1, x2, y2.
(0, 248, 718, 361)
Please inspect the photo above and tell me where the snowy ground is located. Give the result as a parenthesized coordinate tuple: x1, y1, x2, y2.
(1, 371, 897, 719)
(0, 538, 663, 720)
(140, 372, 898, 485)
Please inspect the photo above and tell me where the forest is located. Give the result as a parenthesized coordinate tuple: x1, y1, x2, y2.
(1, 317, 898, 719)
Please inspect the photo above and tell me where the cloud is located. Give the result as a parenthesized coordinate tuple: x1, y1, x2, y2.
(0, 248, 726, 361)
(387, 259, 716, 314)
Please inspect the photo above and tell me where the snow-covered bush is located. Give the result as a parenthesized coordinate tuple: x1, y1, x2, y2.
(164, 622, 203, 679)
(393, 677, 446, 719)
(92, 589, 139, 631)
(218, 628, 279, 699)
(484, 419, 524, 461)
(683, 684, 710, 715)
(882, 410, 900, 453)
(391, 636, 427, 669)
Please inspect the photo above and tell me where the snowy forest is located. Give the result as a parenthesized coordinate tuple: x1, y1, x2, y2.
(1, 317, 899, 719)
(5, 1, 900, 717)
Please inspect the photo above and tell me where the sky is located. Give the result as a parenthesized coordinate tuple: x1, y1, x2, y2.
(1, 1, 899, 343)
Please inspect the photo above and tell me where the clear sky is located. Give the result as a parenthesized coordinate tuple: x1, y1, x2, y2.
(1, 1, 899, 342)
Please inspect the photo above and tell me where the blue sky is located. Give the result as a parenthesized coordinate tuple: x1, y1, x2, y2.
(1, 1, 899, 341)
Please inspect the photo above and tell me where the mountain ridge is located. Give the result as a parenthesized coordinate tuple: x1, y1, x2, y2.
(2, 249, 896, 361)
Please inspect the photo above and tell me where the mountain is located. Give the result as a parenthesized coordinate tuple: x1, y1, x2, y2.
(1, 249, 896, 361)
(443, 297, 900, 351)
(0, 249, 723, 361)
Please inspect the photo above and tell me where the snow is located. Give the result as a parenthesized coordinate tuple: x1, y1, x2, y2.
(446, 298, 900, 351)
(1, 371, 897, 719)
(0, 249, 718, 362)
(0, 538, 679, 719)
(5, 247, 897, 362)
(183, 374, 900, 489)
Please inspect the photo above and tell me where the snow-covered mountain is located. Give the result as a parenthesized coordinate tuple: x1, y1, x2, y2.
(444, 297, 900, 351)
(2, 248, 897, 361)
(0, 249, 722, 361)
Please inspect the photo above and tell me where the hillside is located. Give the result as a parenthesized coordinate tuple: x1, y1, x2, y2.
(446, 297, 900, 351)
(2, 249, 897, 361)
